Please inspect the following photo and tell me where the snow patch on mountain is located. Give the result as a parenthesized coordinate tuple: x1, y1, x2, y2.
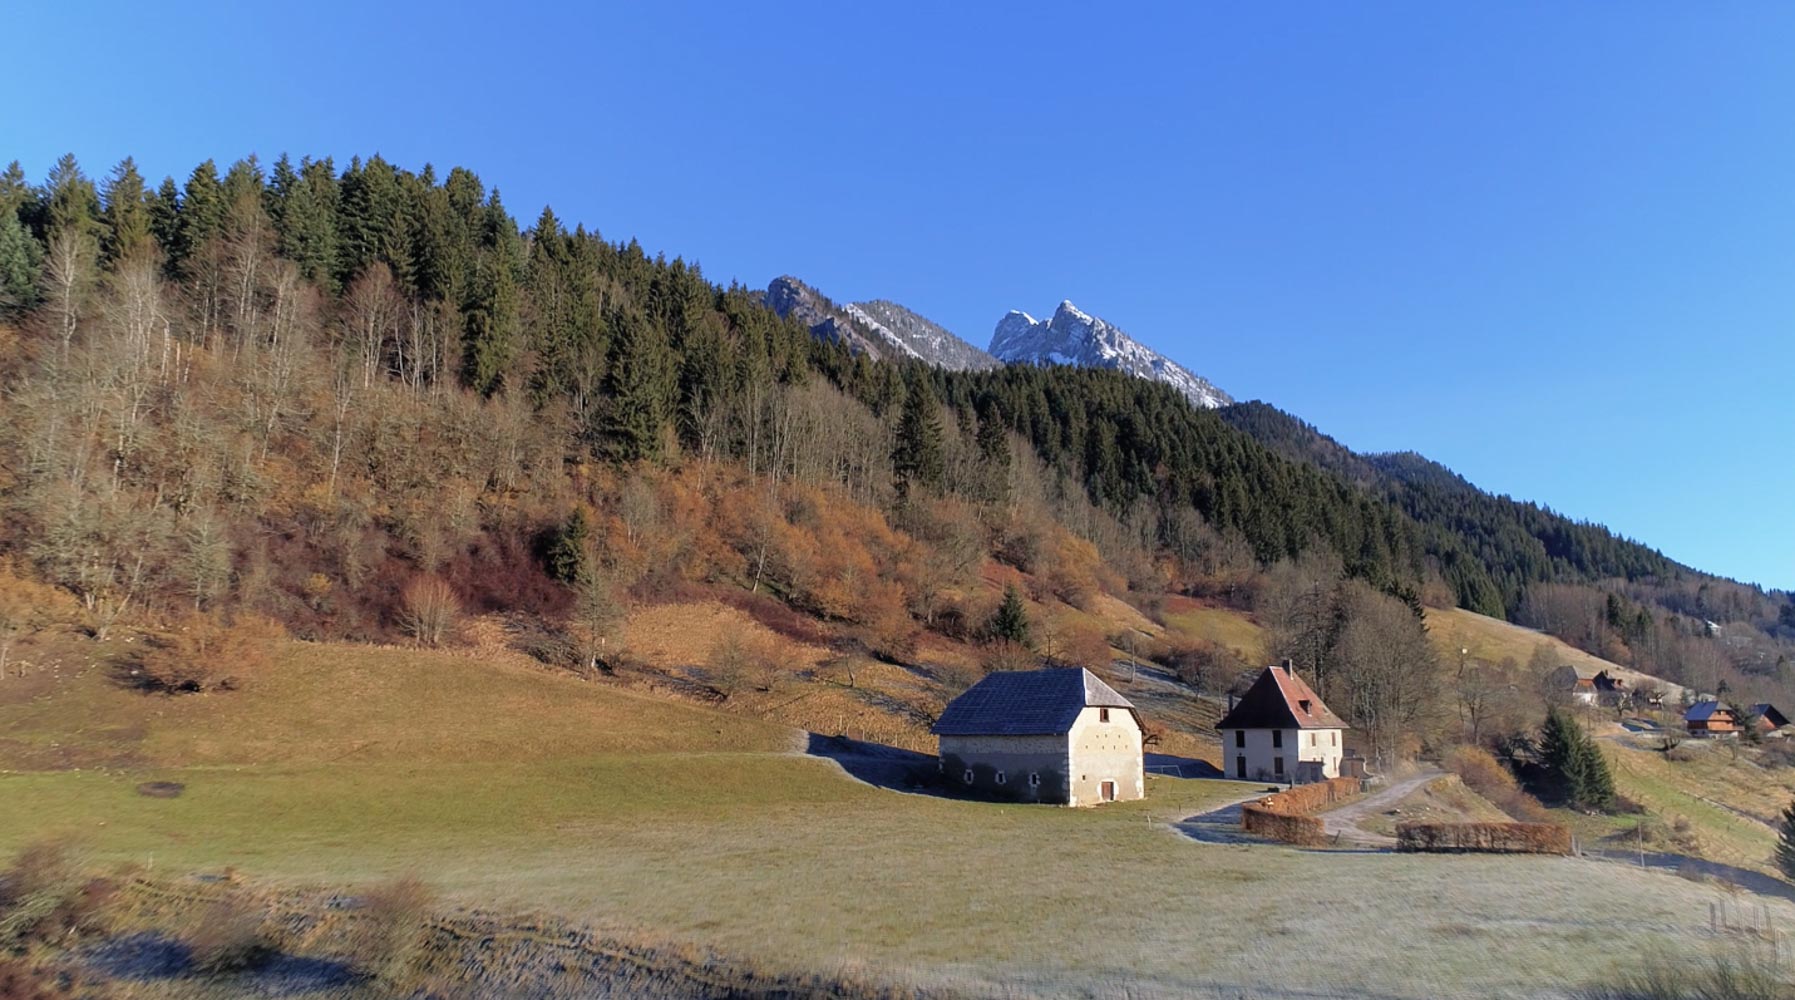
(987, 301, 1232, 409)
(762, 276, 997, 371)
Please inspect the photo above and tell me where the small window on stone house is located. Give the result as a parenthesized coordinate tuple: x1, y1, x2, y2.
(996, 770, 1006, 785)
(1029, 772, 1040, 787)
(963, 769, 974, 784)
(1099, 708, 1110, 723)
(1332, 731, 1338, 746)
(1234, 730, 1245, 748)
(1272, 730, 1283, 748)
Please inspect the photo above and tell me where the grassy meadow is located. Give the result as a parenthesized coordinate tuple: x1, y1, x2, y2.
(3, 628, 1790, 997)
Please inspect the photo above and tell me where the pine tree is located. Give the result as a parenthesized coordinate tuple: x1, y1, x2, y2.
(988, 585, 1031, 648)
(892, 377, 945, 497)
(1778, 798, 1795, 882)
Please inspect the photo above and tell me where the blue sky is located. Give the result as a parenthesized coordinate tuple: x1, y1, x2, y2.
(9, 2, 1793, 589)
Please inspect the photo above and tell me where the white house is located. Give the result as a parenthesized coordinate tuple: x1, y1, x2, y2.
(1216, 659, 1348, 784)
(932, 667, 1144, 806)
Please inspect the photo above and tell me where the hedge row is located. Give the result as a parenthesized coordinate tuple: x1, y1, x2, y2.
(1253, 776, 1365, 815)
(1395, 822, 1572, 855)
(1241, 806, 1325, 847)
(1239, 776, 1366, 846)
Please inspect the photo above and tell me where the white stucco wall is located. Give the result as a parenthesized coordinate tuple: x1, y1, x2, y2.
(1221, 726, 1343, 783)
(1066, 705, 1144, 806)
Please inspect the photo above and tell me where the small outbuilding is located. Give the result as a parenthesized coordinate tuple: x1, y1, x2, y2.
(1750, 703, 1790, 736)
(1685, 701, 1743, 738)
(1217, 659, 1348, 784)
(932, 667, 1144, 806)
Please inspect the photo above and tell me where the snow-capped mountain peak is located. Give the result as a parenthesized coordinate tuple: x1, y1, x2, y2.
(987, 301, 1232, 409)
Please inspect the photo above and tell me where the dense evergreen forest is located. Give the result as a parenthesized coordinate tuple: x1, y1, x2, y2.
(0, 152, 1788, 703)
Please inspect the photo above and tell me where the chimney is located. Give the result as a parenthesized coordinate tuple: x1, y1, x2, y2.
(1227, 693, 1236, 711)
(1280, 658, 1294, 675)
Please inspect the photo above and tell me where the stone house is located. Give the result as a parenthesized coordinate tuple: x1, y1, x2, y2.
(1216, 660, 1348, 784)
(932, 667, 1144, 806)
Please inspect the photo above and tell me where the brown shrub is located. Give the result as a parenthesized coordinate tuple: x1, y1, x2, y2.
(1395, 822, 1571, 854)
(0, 956, 69, 1000)
(128, 612, 281, 694)
(346, 875, 436, 987)
(0, 839, 112, 948)
(1444, 746, 1553, 823)
(186, 893, 280, 973)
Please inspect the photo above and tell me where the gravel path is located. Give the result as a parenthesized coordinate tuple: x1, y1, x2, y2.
(1317, 767, 1444, 847)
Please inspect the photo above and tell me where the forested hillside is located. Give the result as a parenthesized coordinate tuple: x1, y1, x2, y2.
(0, 151, 1788, 710)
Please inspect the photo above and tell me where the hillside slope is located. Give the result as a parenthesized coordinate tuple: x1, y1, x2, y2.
(1, 628, 1781, 998)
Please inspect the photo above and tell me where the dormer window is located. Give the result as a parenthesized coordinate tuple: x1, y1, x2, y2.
(1299, 699, 1312, 714)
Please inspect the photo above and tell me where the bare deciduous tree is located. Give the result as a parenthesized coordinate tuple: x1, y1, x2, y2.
(398, 576, 459, 647)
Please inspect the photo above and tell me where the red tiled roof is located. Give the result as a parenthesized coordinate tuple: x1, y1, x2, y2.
(1216, 662, 1349, 731)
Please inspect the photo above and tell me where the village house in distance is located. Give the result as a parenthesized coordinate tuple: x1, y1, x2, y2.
(1216, 660, 1347, 783)
(932, 667, 1144, 806)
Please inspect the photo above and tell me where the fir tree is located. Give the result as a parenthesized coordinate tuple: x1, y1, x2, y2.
(1537, 706, 1585, 805)
(892, 377, 945, 497)
(147, 176, 181, 265)
(1578, 730, 1615, 810)
(988, 585, 1031, 648)
(100, 157, 152, 263)
(0, 161, 30, 222)
(1538, 706, 1613, 810)
(545, 509, 592, 585)
(1778, 798, 1795, 882)
(43, 153, 101, 242)
(601, 315, 673, 462)
(0, 211, 41, 313)
(173, 160, 225, 273)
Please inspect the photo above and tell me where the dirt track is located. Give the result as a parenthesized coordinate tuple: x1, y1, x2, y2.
(1317, 767, 1444, 847)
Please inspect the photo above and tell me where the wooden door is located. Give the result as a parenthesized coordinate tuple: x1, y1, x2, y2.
(1100, 780, 1116, 802)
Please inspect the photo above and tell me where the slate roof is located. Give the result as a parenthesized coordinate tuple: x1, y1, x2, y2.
(931, 667, 1137, 736)
(1215, 662, 1349, 731)
(1751, 704, 1789, 728)
(1685, 701, 1736, 723)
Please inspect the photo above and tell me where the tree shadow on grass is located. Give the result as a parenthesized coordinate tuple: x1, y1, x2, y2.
(83, 932, 359, 997)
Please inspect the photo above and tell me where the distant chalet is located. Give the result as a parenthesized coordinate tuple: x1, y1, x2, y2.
(932, 667, 1144, 806)
(1684, 701, 1743, 738)
(1216, 660, 1348, 784)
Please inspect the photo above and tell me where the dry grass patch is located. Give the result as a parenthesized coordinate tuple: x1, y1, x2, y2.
(1159, 597, 1266, 662)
